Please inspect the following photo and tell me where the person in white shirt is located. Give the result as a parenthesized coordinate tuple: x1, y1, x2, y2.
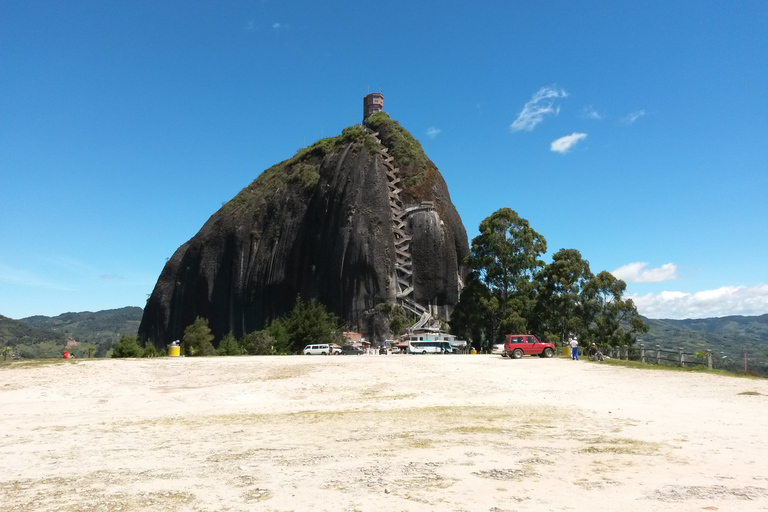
(569, 337, 579, 360)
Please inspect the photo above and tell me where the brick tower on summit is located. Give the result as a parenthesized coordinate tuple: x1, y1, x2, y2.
(363, 93, 383, 120)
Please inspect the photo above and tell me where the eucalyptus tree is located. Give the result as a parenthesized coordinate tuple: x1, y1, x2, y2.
(465, 208, 547, 340)
(580, 271, 647, 346)
(451, 271, 495, 351)
(534, 248, 593, 345)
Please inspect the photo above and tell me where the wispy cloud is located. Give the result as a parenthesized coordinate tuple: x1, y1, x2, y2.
(551, 132, 587, 154)
(272, 22, 283, 30)
(621, 110, 646, 125)
(581, 105, 603, 120)
(612, 262, 677, 283)
(0, 261, 75, 291)
(628, 284, 768, 319)
(510, 86, 568, 132)
(426, 127, 441, 140)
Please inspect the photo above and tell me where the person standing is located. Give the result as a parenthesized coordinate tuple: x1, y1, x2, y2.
(569, 338, 579, 361)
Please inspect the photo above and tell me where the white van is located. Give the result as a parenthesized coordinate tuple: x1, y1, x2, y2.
(303, 344, 331, 355)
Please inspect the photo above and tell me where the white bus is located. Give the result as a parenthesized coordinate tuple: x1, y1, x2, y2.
(407, 340, 453, 354)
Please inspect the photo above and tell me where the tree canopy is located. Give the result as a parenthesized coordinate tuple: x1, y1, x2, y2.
(453, 208, 645, 350)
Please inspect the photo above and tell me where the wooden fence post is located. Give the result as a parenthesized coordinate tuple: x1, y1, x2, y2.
(640, 344, 646, 363)
(706, 350, 713, 369)
(656, 345, 661, 365)
(678, 347, 684, 367)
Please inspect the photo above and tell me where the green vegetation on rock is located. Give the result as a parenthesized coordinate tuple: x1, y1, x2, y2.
(364, 112, 427, 171)
(223, 130, 371, 214)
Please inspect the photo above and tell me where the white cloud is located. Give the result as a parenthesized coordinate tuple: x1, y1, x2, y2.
(581, 105, 603, 120)
(272, 22, 283, 29)
(612, 262, 677, 283)
(621, 110, 646, 125)
(426, 127, 441, 139)
(551, 132, 587, 154)
(510, 86, 568, 132)
(628, 284, 768, 319)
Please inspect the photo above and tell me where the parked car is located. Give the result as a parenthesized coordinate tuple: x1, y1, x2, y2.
(330, 344, 342, 355)
(303, 344, 332, 355)
(492, 343, 506, 357)
(340, 344, 363, 355)
(503, 335, 555, 359)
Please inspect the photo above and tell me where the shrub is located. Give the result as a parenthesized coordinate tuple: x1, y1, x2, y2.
(182, 317, 216, 357)
(242, 330, 274, 355)
(217, 334, 242, 356)
(265, 319, 291, 354)
(111, 335, 144, 358)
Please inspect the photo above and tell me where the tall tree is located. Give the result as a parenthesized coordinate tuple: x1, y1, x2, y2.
(451, 271, 496, 351)
(466, 208, 546, 339)
(284, 296, 342, 353)
(534, 248, 593, 344)
(580, 271, 647, 346)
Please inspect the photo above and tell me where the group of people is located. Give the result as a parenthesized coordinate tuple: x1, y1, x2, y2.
(568, 338, 604, 361)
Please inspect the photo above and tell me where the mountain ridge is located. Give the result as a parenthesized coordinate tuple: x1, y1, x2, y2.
(3, 307, 766, 365)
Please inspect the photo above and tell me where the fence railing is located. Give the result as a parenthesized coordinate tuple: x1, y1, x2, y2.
(600, 344, 713, 369)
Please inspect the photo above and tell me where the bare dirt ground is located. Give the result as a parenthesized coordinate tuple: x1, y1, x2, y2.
(1, 354, 767, 512)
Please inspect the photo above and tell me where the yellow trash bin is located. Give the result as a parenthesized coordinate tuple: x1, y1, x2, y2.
(562, 347, 569, 357)
(168, 345, 181, 357)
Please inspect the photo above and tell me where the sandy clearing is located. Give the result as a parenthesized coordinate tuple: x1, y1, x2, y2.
(1, 354, 767, 512)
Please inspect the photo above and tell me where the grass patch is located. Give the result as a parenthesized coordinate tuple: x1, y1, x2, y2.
(599, 358, 764, 379)
(737, 391, 762, 395)
(0, 359, 69, 370)
(112, 405, 571, 436)
(262, 365, 311, 380)
(579, 437, 662, 456)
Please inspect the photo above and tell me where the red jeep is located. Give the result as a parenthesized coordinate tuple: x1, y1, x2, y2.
(503, 334, 555, 359)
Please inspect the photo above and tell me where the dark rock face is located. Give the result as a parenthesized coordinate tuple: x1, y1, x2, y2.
(139, 117, 469, 347)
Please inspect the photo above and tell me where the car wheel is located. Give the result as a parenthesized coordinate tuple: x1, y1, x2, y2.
(512, 349, 524, 359)
(422, 351, 427, 355)
(542, 348, 553, 358)
(321, 352, 326, 355)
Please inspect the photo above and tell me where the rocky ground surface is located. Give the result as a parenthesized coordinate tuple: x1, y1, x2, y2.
(1, 354, 767, 511)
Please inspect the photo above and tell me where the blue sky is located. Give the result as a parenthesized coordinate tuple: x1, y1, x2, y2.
(2, 0, 767, 320)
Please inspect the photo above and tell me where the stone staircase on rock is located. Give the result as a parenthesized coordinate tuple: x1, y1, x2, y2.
(364, 126, 433, 331)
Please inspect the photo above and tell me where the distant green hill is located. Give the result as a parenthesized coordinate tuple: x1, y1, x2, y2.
(639, 314, 768, 374)
(2, 307, 142, 358)
(1, 315, 67, 344)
